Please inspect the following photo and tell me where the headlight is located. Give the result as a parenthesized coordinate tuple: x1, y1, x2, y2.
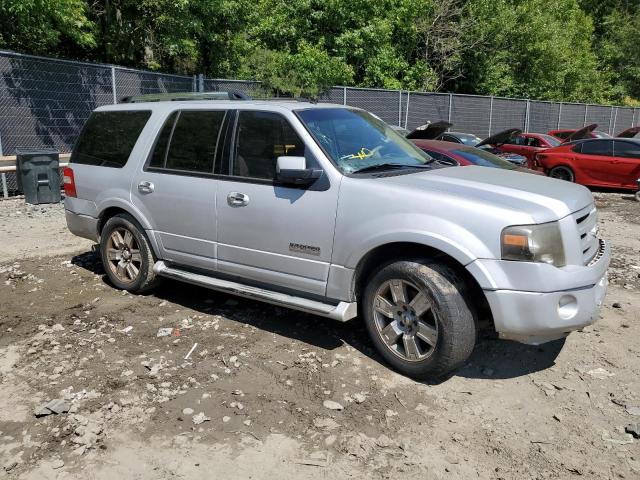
(501, 222, 566, 267)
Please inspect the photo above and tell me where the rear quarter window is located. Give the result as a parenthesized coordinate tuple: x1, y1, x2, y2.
(71, 110, 151, 168)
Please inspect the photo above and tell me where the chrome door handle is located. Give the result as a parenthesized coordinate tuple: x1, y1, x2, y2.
(227, 192, 249, 207)
(138, 181, 154, 194)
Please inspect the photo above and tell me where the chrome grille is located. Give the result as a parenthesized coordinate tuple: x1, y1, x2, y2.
(574, 206, 598, 265)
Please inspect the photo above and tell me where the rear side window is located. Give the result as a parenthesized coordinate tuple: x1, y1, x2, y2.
(613, 141, 640, 159)
(581, 140, 612, 156)
(72, 111, 151, 167)
(149, 110, 226, 173)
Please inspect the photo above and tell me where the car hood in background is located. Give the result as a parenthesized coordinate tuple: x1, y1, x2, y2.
(616, 126, 640, 138)
(562, 123, 597, 142)
(475, 128, 522, 147)
(406, 121, 453, 140)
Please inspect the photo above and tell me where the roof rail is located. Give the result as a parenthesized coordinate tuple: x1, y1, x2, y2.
(120, 90, 251, 103)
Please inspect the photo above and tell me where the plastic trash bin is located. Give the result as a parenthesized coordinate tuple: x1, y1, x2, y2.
(16, 149, 61, 204)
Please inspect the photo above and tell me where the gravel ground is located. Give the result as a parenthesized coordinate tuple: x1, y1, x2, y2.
(0, 193, 639, 480)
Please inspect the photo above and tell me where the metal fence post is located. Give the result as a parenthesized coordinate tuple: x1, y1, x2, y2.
(610, 107, 617, 135)
(583, 105, 588, 127)
(557, 103, 563, 129)
(192, 75, 197, 92)
(488, 96, 494, 135)
(1, 174, 7, 199)
(525, 100, 531, 132)
(343, 87, 347, 105)
(447, 93, 453, 123)
(111, 66, 117, 104)
(633, 108, 637, 128)
(404, 92, 410, 129)
(198, 74, 204, 93)
(398, 90, 402, 127)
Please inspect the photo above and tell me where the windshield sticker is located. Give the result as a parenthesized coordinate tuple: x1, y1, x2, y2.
(340, 148, 375, 161)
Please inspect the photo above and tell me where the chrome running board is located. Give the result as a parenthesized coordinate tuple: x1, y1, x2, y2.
(153, 261, 357, 322)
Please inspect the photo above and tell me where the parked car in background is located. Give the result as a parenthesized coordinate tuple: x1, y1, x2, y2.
(549, 125, 640, 141)
(409, 138, 543, 175)
(536, 138, 640, 196)
(406, 122, 528, 166)
(496, 133, 562, 166)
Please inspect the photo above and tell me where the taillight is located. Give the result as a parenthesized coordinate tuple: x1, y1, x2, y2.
(62, 167, 77, 197)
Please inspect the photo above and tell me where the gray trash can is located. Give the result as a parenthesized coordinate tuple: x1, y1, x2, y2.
(16, 149, 61, 204)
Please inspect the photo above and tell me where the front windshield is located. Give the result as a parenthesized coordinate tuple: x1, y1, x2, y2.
(451, 147, 517, 169)
(297, 108, 432, 174)
(593, 131, 612, 139)
(457, 133, 483, 146)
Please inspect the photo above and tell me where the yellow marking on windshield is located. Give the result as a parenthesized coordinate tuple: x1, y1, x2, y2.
(342, 148, 374, 161)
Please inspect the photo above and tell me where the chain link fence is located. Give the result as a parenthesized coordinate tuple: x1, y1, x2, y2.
(1, 50, 639, 196)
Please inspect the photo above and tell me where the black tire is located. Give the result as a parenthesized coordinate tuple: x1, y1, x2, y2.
(362, 260, 476, 379)
(548, 165, 575, 182)
(99, 213, 159, 293)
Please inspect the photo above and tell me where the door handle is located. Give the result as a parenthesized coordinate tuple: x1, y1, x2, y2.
(137, 181, 154, 194)
(227, 192, 249, 207)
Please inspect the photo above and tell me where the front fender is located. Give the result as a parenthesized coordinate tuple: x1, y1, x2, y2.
(335, 213, 494, 269)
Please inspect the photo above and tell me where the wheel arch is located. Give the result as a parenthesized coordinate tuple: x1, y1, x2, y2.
(96, 202, 162, 258)
(351, 241, 493, 329)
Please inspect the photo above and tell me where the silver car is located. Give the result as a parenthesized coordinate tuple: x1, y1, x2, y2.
(64, 95, 610, 379)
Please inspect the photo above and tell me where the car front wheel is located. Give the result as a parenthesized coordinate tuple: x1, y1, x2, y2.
(362, 260, 476, 379)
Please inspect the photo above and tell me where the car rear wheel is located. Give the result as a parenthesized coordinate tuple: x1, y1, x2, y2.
(549, 165, 575, 182)
(100, 213, 159, 293)
(362, 260, 476, 379)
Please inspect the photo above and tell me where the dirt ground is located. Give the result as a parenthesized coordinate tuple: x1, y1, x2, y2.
(0, 193, 639, 480)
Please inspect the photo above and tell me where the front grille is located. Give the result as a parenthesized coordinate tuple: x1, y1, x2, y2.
(587, 239, 606, 267)
(573, 206, 599, 265)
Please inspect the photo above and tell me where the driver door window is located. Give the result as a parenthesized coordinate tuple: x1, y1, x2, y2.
(232, 111, 305, 180)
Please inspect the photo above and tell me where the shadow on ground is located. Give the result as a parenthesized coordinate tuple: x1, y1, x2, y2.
(71, 249, 565, 383)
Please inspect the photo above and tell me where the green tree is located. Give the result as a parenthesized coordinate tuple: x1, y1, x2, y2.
(0, 0, 96, 56)
(462, 0, 610, 103)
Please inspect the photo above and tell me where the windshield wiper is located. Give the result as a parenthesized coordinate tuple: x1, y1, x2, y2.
(352, 163, 433, 174)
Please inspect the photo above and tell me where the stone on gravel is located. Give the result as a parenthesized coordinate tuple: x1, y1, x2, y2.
(587, 368, 615, 379)
(323, 400, 344, 411)
(612, 302, 622, 309)
(35, 399, 71, 417)
(353, 393, 366, 404)
(51, 459, 65, 469)
(192, 412, 210, 425)
(182, 408, 194, 415)
(626, 406, 640, 416)
(625, 423, 640, 439)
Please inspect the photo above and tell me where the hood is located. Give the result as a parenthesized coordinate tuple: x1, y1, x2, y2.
(563, 123, 597, 143)
(379, 165, 593, 224)
(476, 128, 522, 147)
(406, 121, 453, 140)
(616, 126, 640, 138)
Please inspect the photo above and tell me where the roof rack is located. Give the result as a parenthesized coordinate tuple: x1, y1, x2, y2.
(120, 90, 251, 103)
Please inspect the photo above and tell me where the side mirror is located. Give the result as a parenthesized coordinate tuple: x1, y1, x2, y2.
(276, 156, 322, 186)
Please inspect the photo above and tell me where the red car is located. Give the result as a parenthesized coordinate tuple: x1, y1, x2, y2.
(497, 132, 562, 166)
(409, 139, 542, 174)
(549, 125, 640, 141)
(536, 138, 640, 192)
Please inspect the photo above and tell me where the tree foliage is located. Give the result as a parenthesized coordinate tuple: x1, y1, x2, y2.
(0, 0, 638, 103)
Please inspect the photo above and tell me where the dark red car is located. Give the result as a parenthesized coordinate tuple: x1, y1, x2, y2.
(497, 132, 562, 166)
(409, 139, 542, 174)
(549, 125, 640, 141)
(536, 137, 640, 191)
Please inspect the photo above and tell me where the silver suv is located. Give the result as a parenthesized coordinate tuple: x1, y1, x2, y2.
(64, 94, 610, 379)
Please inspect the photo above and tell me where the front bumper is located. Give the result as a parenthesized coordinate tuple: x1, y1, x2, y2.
(470, 240, 610, 345)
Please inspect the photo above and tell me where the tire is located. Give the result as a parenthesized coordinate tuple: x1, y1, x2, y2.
(99, 213, 159, 293)
(362, 260, 476, 380)
(548, 165, 575, 182)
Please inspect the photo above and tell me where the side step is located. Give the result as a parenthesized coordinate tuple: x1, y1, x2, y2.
(153, 261, 357, 322)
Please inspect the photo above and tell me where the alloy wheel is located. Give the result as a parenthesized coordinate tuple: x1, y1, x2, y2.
(105, 227, 142, 283)
(372, 279, 439, 362)
(550, 166, 574, 182)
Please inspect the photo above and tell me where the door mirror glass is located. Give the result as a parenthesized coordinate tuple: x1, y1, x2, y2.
(276, 156, 322, 186)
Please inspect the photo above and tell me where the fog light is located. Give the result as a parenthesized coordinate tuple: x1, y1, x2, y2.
(558, 295, 578, 320)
